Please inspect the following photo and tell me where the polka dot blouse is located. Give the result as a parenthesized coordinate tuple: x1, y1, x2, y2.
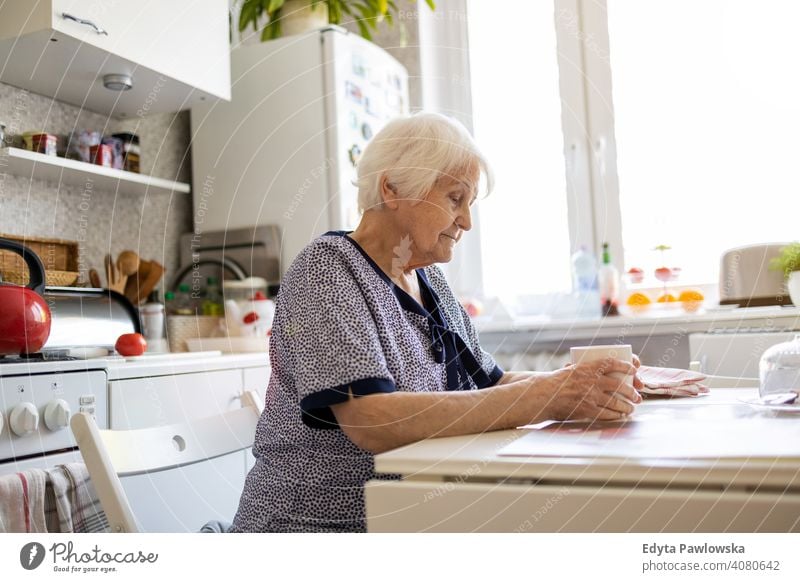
(231, 232, 503, 533)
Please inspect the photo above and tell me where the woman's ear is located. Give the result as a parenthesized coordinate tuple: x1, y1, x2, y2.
(379, 175, 399, 209)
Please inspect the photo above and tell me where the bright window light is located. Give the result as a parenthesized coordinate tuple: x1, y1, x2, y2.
(468, 0, 572, 298)
(609, 0, 800, 284)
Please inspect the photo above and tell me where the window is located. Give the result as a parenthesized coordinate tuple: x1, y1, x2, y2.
(468, 0, 573, 298)
(608, 0, 800, 285)
(457, 0, 795, 310)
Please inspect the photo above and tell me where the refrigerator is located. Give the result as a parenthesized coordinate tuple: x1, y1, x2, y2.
(190, 26, 409, 272)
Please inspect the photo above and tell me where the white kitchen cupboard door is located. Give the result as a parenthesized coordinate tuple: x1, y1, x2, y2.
(108, 369, 242, 429)
(0, 0, 230, 117)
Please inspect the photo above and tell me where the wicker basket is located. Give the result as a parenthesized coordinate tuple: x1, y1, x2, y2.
(1, 268, 79, 287)
(166, 315, 225, 353)
(0, 233, 80, 287)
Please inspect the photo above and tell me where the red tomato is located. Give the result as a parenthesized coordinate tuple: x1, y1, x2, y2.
(243, 312, 259, 324)
(115, 333, 147, 356)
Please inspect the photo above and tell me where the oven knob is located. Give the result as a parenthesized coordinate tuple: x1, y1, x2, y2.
(44, 399, 72, 431)
(9, 402, 39, 437)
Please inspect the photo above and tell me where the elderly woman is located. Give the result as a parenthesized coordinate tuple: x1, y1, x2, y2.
(231, 112, 641, 533)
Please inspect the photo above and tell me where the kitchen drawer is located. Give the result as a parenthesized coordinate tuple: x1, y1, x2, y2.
(243, 366, 270, 403)
(0, 0, 230, 117)
(109, 369, 242, 430)
(242, 366, 269, 474)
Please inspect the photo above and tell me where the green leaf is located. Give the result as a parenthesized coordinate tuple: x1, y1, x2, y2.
(356, 17, 372, 40)
(261, 17, 282, 40)
(238, 2, 255, 32)
(355, 3, 379, 28)
(328, 0, 342, 23)
(425, 0, 436, 11)
(267, 0, 284, 13)
(771, 242, 800, 277)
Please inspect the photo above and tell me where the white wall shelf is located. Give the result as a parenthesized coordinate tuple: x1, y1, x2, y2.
(0, 147, 190, 196)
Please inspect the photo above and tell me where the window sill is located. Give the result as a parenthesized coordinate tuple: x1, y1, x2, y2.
(474, 305, 800, 342)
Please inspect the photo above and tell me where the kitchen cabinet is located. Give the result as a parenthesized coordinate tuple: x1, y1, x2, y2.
(0, 0, 230, 117)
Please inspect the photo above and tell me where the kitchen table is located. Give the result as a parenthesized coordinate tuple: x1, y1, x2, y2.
(365, 389, 800, 532)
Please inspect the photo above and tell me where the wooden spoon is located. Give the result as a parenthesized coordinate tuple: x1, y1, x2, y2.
(116, 250, 140, 294)
(136, 260, 164, 304)
(89, 268, 102, 288)
(125, 260, 152, 305)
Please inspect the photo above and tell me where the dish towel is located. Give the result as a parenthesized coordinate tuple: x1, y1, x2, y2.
(0, 469, 49, 533)
(46, 463, 109, 533)
(637, 365, 709, 397)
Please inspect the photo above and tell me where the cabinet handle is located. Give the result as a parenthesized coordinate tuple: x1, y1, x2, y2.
(61, 13, 108, 36)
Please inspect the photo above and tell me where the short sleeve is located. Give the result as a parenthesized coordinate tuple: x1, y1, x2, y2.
(272, 241, 397, 429)
(423, 265, 504, 387)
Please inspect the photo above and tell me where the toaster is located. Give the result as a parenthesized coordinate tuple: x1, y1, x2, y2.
(42, 287, 141, 351)
(719, 243, 791, 307)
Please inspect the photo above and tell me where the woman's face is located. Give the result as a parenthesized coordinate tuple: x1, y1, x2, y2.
(395, 166, 478, 267)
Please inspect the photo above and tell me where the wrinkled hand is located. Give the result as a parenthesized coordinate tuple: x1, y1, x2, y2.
(544, 358, 642, 421)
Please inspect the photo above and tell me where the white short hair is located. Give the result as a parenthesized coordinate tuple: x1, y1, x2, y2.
(355, 112, 494, 213)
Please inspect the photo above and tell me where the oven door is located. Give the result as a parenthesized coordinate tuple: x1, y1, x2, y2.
(0, 449, 83, 476)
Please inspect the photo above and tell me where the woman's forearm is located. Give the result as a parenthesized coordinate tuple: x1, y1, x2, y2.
(496, 370, 549, 385)
(331, 376, 551, 454)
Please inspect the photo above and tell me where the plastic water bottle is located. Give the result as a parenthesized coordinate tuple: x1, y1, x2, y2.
(572, 246, 598, 292)
(571, 246, 601, 318)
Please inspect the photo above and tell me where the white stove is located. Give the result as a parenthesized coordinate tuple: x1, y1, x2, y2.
(0, 357, 109, 472)
(0, 351, 270, 531)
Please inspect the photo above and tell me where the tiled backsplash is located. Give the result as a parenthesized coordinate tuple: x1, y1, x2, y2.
(0, 81, 192, 289)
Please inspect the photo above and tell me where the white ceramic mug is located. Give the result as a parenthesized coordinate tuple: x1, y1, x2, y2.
(570, 344, 634, 387)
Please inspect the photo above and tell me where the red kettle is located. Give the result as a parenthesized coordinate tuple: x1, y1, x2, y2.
(0, 238, 52, 355)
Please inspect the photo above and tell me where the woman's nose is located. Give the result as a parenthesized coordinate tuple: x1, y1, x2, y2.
(457, 205, 472, 231)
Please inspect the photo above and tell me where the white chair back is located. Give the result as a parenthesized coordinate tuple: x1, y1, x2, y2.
(70, 390, 263, 533)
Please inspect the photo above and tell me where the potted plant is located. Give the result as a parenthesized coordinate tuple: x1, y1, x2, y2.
(239, 0, 435, 41)
(770, 242, 800, 306)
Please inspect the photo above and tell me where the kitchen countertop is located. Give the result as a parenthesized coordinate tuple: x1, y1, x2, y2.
(0, 352, 269, 379)
(105, 351, 269, 380)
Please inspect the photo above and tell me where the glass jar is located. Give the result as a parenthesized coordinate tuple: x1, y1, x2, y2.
(222, 277, 268, 302)
(759, 334, 800, 397)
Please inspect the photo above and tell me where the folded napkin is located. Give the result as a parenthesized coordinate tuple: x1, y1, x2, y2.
(637, 366, 709, 397)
